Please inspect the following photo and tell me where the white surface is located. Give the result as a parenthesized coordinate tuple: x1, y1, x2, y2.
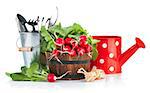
(0, 0, 150, 93)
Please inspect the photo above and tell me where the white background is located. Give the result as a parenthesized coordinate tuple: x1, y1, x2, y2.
(0, 0, 150, 93)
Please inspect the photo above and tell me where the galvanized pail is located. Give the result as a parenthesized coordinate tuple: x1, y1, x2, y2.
(17, 32, 40, 67)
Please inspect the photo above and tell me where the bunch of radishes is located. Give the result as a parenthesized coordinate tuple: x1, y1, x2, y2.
(50, 35, 92, 60)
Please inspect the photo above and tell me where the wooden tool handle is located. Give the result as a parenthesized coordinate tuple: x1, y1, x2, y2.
(18, 47, 32, 52)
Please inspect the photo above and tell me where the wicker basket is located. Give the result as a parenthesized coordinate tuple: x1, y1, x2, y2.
(45, 52, 91, 80)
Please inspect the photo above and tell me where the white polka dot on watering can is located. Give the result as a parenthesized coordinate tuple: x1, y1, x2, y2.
(109, 53, 114, 58)
(102, 43, 107, 48)
(115, 41, 119, 46)
(109, 66, 115, 72)
(99, 59, 105, 64)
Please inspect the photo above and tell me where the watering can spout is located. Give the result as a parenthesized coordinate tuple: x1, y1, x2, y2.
(119, 37, 145, 66)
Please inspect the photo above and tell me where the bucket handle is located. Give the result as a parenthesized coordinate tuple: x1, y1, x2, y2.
(16, 37, 39, 52)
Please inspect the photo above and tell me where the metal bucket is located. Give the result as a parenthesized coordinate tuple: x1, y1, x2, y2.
(17, 32, 40, 67)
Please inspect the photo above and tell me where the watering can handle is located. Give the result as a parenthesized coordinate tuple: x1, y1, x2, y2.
(16, 37, 39, 52)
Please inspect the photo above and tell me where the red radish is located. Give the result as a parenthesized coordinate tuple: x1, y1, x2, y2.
(79, 40, 87, 47)
(85, 44, 92, 53)
(72, 42, 78, 49)
(47, 74, 57, 82)
(55, 38, 65, 46)
(65, 38, 73, 44)
(52, 49, 60, 56)
(47, 71, 71, 82)
(49, 50, 63, 64)
(77, 47, 85, 56)
(68, 50, 77, 56)
(80, 35, 87, 41)
(63, 45, 71, 51)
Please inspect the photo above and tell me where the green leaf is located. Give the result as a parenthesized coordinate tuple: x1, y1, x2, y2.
(26, 68, 32, 77)
(40, 25, 56, 53)
(26, 63, 39, 77)
(92, 39, 100, 45)
(21, 66, 27, 75)
(41, 32, 47, 37)
(68, 34, 80, 40)
(9, 73, 30, 81)
(46, 42, 51, 50)
(30, 63, 39, 73)
(73, 23, 83, 31)
(54, 29, 66, 37)
(40, 37, 48, 53)
(87, 36, 92, 44)
(92, 47, 98, 60)
(40, 26, 47, 36)
(44, 36, 51, 42)
(41, 64, 50, 73)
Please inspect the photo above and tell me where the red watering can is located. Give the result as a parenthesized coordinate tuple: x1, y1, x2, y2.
(91, 36, 145, 74)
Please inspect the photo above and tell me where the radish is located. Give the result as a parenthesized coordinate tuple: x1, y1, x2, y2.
(47, 71, 71, 82)
(65, 38, 73, 45)
(61, 49, 76, 56)
(68, 50, 77, 56)
(79, 35, 87, 41)
(77, 47, 85, 56)
(52, 49, 60, 56)
(48, 49, 63, 64)
(55, 38, 65, 46)
(63, 45, 71, 51)
(79, 40, 87, 47)
(47, 74, 57, 82)
(72, 42, 78, 49)
(85, 44, 92, 53)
